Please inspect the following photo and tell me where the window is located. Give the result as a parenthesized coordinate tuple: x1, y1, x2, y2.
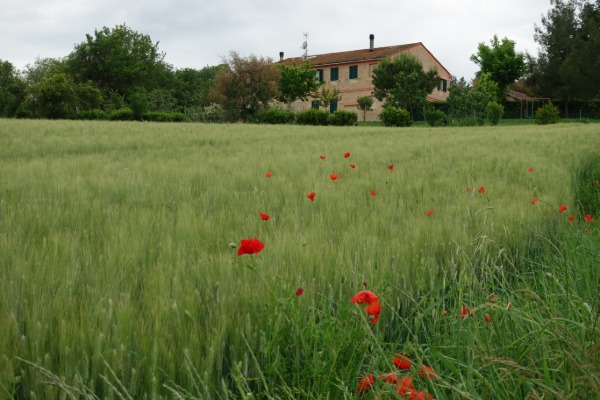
(329, 101, 338, 113)
(316, 69, 324, 82)
(330, 67, 339, 81)
(442, 79, 447, 92)
(311, 101, 320, 110)
(349, 65, 358, 79)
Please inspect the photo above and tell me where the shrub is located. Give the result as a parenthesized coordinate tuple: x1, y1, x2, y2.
(424, 109, 449, 127)
(329, 110, 358, 126)
(451, 116, 484, 127)
(74, 109, 108, 120)
(535, 102, 560, 125)
(253, 108, 295, 124)
(486, 101, 504, 125)
(296, 109, 329, 125)
(142, 112, 188, 122)
(108, 108, 134, 121)
(379, 107, 412, 127)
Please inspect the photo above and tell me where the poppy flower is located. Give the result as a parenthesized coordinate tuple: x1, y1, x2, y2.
(349, 163, 356, 169)
(418, 365, 438, 380)
(357, 374, 374, 393)
(424, 209, 434, 217)
(528, 167, 533, 173)
(466, 186, 472, 192)
(378, 372, 399, 384)
(259, 212, 270, 221)
(296, 287, 304, 297)
(393, 354, 412, 370)
(344, 152, 351, 158)
(410, 391, 434, 400)
(362, 280, 367, 288)
(265, 171, 272, 178)
(306, 192, 316, 201)
(585, 214, 594, 223)
(237, 238, 264, 256)
(388, 164, 394, 172)
(395, 376, 416, 396)
(330, 173, 339, 180)
(350, 290, 379, 304)
(568, 215, 574, 223)
(478, 186, 485, 194)
(559, 204, 567, 213)
(320, 155, 326, 160)
(485, 313, 493, 324)
(460, 306, 472, 319)
(370, 190, 377, 196)
(530, 198, 538, 205)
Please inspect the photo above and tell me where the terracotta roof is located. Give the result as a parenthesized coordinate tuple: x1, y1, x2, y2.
(280, 43, 422, 67)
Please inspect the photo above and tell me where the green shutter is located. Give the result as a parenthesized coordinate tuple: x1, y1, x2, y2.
(349, 65, 358, 79)
(330, 67, 339, 81)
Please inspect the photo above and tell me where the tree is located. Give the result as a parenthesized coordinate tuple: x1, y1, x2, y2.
(67, 24, 173, 99)
(371, 54, 438, 118)
(470, 35, 526, 99)
(319, 86, 341, 109)
(277, 61, 321, 106)
(173, 66, 221, 110)
(0, 60, 25, 117)
(531, 0, 600, 112)
(446, 76, 496, 125)
(212, 52, 279, 121)
(356, 96, 374, 121)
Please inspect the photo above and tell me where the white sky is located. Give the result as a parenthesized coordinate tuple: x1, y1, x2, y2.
(0, 0, 551, 81)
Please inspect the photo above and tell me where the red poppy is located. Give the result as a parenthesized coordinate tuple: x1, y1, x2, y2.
(585, 214, 594, 223)
(530, 198, 538, 205)
(418, 365, 438, 380)
(362, 280, 367, 288)
(528, 167, 533, 173)
(466, 186, 472, 192)
(296, 287, 304, 297)
(306, 192, 316, 201)
(485, 313, 493, 324)
(460, 306, 472, 319)
(357, 374, 374, 393)
(569, 215, 574, 223)
(350, 290, 379, 304)
(260, 212, 270, 221)
(424, 209, 434, 217)
(265, 171, 272, 178)
(395, 376, 416, 397)
(478, 186, 485, 194)
(393, 354, 412, 370)
(378, 372, 399, 384)
(237, 238, 265, 256)
(320, 155, 326, 160)
(330, 173, 339, 180)
(344, 152, 351, 158)
(370, 190, 377, 196)
(409, 391, 434, 400)
(388, 164, 394, 172)
(349, 163, 356, 169)
(559, 204, 567, 213)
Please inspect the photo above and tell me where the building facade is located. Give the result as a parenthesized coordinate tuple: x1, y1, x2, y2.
(278, 35, 452, 121)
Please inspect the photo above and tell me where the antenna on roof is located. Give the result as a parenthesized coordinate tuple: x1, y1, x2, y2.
(301, 32, 308, 60)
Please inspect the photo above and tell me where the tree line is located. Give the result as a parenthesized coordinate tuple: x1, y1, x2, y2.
(0, 0, 598, 122)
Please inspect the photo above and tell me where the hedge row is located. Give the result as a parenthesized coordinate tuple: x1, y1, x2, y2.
(72, 109, 189, 122)
(253, 108, 358, 126)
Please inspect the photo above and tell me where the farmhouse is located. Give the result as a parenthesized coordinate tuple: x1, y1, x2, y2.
(278, 35, 452, 121)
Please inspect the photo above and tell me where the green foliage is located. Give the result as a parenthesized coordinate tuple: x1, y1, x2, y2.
(379, 106, 412, 127)
(535, 102, 561, 124)
(372, 54, 438, 116)
(277, 61, 321, 105)
(356, 96, 374, 122)
(0, 60, 25, 117)
(29, 72, 78, 119)
(173, 66, 221, 110)
(212, 52, 279, 121)
(295, 108, 329, 125)
(447, 77, 494, 126)
(470, 35, 526, 97)
(142, 111, 188, 122)
(424, 108, 449, 127)
(318, 86, 341, 108)
(108, 108, 134, 120)
(328, 110, 358, 126)
(73, 109, 108, 120)
(486, 101, 504, 125)
(129, 88, 149, 120)
(252, 108, 295, 124)
(575, 157, 600, 215)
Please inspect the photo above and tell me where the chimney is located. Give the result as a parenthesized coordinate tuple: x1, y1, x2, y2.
(279, 51, 284, 62)
(369, 34, 374, 51)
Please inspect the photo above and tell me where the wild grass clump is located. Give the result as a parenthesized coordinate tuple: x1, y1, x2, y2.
(0, 120, 598, 399)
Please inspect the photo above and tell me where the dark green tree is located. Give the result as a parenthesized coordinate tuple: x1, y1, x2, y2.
(0, 60, 25, 117)
(67, 24, 173, 99)
(212, 52, 279, 121)
(173, 66, 221, 110)
(356, 96, 374, 122)
(371, 54, 438, 118)
(277, 61, 321, 106)
(470, 35, 526, 99)
(28, 72, 78, 119)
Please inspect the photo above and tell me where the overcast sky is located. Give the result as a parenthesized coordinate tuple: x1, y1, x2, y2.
(1, 0, 552, 81)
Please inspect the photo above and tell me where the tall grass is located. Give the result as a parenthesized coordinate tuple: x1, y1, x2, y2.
(0, 119, 598, 399)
